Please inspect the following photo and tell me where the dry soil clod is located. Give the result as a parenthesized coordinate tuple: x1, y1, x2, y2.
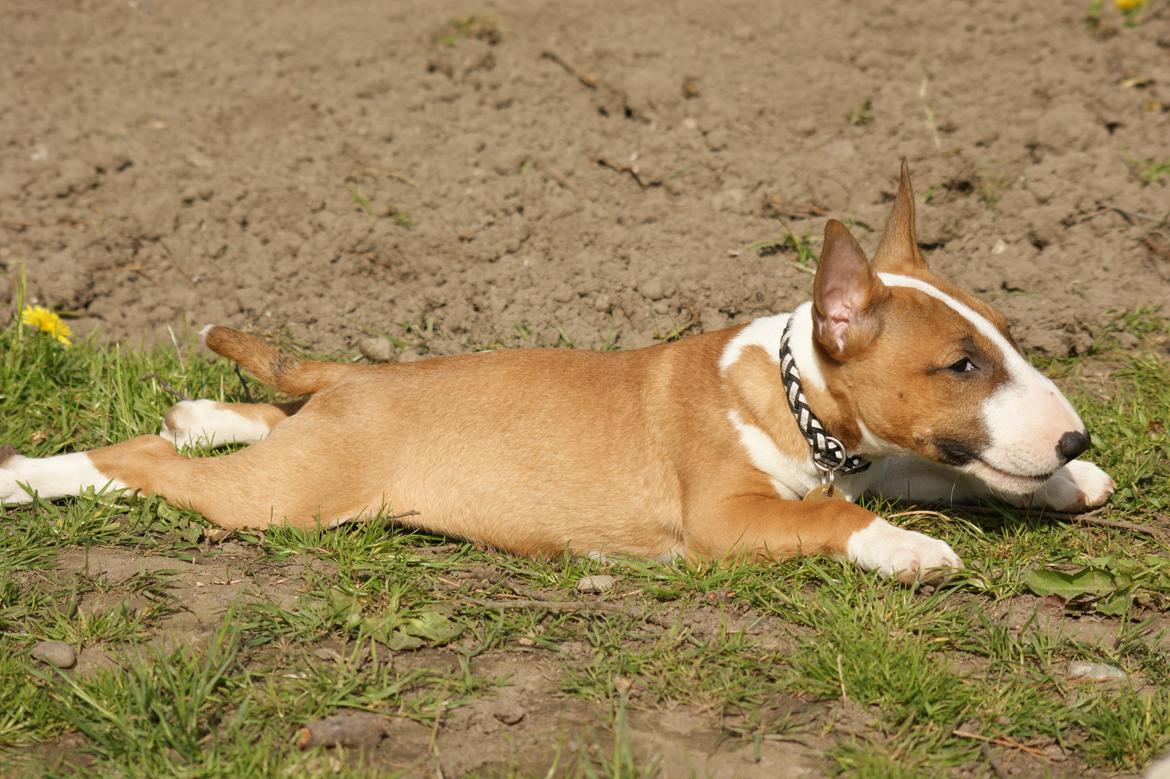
(295, 710, 390, 750)
(576, 574, 616, 593)
(30, 640, 77, 669)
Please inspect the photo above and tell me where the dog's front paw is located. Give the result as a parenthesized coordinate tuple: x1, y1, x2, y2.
(1025, 460, 1116, 513)
(846, 517, 962, 584)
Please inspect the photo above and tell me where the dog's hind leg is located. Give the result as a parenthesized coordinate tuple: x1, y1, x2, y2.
(1, 433, 368, 530)
(160, 399, 306, 449)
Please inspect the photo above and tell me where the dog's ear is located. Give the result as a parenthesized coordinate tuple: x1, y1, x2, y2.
(813, 220, 886, 360)
(872, 159, 927, 273)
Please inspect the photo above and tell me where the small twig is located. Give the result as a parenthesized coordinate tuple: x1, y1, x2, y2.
(143, 372, 190, 402)
(952, 729, 1050, 760)
(1140, 233, 1170, 262)
(535, 161, 578, 195)
(597, 157, 653, 189)
(540, 50, 599, 89)
(234, 363, 254, 403)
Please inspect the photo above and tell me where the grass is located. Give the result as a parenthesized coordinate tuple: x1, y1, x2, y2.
(748, 220, 820, 273)
(1127, 157, 1170, 187)
(1, 298, 1169, 776)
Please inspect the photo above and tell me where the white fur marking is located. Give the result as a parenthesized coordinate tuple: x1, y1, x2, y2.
(198, 324, 215, 345)
(160, 399, 271, 449)
(718, 304, 827, 392)
(719, 314, 787, 372)
(0, 452, 127, 505)
(846, 516, 961, 580)
(726, 410, 815, 499)
(878, 274, 1027, 372)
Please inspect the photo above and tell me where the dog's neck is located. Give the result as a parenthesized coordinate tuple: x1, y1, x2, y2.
(782, 302, 867, 457)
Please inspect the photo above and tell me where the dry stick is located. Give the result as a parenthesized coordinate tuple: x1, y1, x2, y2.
(540, 50, 599, 89)
(142, 372, 190, 402)
(952, 729, 1051, 760)
(597, 157, 651, 189)
(535, 161, 578, 195)
(1141, 233, 1170, 262)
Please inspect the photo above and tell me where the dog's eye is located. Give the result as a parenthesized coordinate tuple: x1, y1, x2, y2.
(947, 357, 976, 373)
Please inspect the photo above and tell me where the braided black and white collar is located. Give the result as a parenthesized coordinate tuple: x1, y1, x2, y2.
(778, 314, 870, 479)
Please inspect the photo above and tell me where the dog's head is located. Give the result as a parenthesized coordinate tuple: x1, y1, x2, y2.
(811, 161, 1088, 495)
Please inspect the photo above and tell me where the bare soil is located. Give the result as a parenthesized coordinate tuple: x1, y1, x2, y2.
(2, 0, 1168, 358)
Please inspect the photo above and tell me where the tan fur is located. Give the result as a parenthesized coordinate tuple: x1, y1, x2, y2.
(81, 327, 880, 561)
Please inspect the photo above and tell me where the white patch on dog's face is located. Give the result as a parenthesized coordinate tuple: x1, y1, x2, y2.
(0, 452, 126, 504)
(878, 273, 1086, 494)
(726, 410, 817, 499)
(160, 399, 271, 449)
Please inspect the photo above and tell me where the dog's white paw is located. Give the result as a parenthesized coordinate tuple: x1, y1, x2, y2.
(160, 399, 270, 449)
(0, 455, 32, 505)
(846, 517, 962, 584)
(1025, 460, 1116, 512)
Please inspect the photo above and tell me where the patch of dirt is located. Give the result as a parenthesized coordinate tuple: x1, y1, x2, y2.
(53, 545, 307, 658)
(1, 0, 1167, 357)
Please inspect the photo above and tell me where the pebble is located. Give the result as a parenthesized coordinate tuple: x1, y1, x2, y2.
(357, 337, 393, 363)
(576, 574, 616, 593)
(1067, 661, 1126, 681)
(638, 277, 667, 300)
(295, 710, 388, 750)
(397, 348, 423, 363)
(492, 702, 526, 725)
(31, 640, 76, 669)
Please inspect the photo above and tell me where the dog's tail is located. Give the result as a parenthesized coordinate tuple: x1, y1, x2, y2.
(200, 325, 355, 396)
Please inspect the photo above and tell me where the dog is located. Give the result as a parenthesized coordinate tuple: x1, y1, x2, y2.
(0, 162, 1115, 582)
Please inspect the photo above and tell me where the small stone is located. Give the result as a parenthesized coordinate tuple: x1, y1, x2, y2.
(296, 710, 389, 750)
(991, 238, 1007, 255)
(576, 574, 616, 593)
(1067, 661, 1126, 682)
(357, 337, 393, 362)
(492, 702, 525, 725)
(638, 277, 666, 300)
(397, 348, 422, 363)
(315, 647, 343, 663)
(31, 640, 76, 669)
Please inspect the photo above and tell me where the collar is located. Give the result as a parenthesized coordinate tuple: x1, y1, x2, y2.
(778, 314, 870, 480)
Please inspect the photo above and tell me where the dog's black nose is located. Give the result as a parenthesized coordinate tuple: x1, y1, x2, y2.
(1058, 430, 1091, 461)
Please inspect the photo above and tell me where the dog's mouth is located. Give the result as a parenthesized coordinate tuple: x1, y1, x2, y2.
(967, 458, 1055, 495)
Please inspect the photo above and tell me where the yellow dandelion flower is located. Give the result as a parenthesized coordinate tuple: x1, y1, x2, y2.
(21, 305, 72, 347)
(1115, 0, 1145, 11)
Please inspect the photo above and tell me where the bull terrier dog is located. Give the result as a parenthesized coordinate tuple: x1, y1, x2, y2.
(1, 162, 1116, 582)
